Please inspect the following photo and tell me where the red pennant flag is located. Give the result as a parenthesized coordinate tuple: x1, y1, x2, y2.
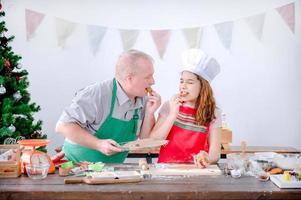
(276, 3, 295, 33)
(151, 30, 171, 59)
(25, 9, 45, 40)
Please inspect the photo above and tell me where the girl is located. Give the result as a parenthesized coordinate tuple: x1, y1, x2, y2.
(150, 49, 221, 168)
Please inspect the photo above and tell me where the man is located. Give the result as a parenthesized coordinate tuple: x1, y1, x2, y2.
(55, 50, 161, 163)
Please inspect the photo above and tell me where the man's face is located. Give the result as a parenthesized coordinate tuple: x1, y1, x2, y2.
(127, 58, 155, 98)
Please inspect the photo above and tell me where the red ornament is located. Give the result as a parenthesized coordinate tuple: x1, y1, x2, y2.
(0, 4, 2, 10)
(16, 76, 23, 81)
(5, 59, 10, 68)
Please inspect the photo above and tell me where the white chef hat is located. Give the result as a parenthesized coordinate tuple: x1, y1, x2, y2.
(181, 49, 220, 82)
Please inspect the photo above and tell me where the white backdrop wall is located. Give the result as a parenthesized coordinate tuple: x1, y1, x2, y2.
(2, 0, 301, 155)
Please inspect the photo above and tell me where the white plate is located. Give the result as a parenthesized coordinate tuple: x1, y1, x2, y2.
(87, 171, 115, 179)
(270, 175, 301, 188)
(88, 171, 141, 179)
(114, 171, 142, 179)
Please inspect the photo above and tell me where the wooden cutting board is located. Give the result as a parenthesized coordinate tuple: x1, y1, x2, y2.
(64, 177, 143, 185)
(122, 138, 168, 150)
(64, 171, 143, 185)
(146, 164, 222, 176)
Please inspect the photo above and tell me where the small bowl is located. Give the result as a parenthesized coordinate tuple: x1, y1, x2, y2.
(230, 169, 242, 178)
(257, 171, 270, 182)
(25, 164, 49, 180)
(59, 166, 72, 177)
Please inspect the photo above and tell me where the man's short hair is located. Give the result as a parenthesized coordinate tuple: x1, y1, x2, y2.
(115, 49, 154, 81)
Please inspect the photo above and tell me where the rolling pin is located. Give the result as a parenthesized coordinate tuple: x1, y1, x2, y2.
(240, 141, 247, 158)
(139, 158, 149, 170)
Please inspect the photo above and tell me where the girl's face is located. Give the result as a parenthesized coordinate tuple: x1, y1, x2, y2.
(179, 71, 201, 105)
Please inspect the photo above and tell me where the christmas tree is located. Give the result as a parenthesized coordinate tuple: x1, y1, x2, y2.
(0, 3, 46, 150)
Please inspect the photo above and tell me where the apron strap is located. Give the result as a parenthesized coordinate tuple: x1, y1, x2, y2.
(109, 78, 118, 117)
(111, 79, 140, 134)
(132, 108, 139, 135)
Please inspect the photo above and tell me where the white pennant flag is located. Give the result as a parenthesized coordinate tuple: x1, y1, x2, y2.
(119, 29, 139, 51)
(245, 13, 266, 40)
(151, 30, 171, 59)
(25, 9, 45, 40)
(214, 21, 233, 50)
(86, 25, 107, 55)
(182, 27, 203, 48)
(55, 18, 77, 48)
(277, 3, 295, 33)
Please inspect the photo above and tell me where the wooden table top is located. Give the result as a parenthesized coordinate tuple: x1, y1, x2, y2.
(221, 146, 300, 154)
(1, 165, 301, 200)
(129, 146, 301, 155)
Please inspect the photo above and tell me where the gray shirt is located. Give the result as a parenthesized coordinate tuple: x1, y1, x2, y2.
(58, 79, 146, 141)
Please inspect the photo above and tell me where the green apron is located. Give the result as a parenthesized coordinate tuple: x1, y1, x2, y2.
(63, 79, 139, 163)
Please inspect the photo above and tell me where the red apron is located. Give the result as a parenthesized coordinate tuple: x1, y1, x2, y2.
(158, 106, 210, 163)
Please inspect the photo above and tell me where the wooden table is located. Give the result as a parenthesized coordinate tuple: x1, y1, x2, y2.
(128, 146, 301, 163)
(221, 146, 300, 154)
(1, 167, 301, 200)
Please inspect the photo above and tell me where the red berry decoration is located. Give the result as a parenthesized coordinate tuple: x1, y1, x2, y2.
(5, 59, 10, 68)
(16, 76, 23, 81)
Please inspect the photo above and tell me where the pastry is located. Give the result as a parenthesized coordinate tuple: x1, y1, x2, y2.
(145, 87, 153, 95)
(180, 91, 188, 97)
(269, 167, 283, 175)
(194, 152, 209, 168)
(179, 91, 189, 103)
(139, 158, 149, 170)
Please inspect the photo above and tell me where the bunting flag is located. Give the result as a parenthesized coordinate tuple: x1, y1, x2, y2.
(55, 18, 77, 47)
(25, 9, 45, 40)
(214, 21, 233, 50)
(119, 29, 139, 51)
(151, 30, 171, 59)
(182, 27, 203, 48)
(245, 13, 266, 40)
(86, 25, 107, 55)
(24, 1, 296, 54)
(276, 3, 295, 33)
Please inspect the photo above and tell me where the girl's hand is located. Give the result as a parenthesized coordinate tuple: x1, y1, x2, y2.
(193, 151, 210, 168)
(168, 94, 181, 118)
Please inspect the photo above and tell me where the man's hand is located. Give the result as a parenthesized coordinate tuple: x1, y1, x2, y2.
(145, 90, 161, 115)
(193, 151, 210, 168)
(96, 139, 125, 156)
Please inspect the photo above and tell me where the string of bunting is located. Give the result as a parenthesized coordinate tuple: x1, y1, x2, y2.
(24, 2, 296, 59)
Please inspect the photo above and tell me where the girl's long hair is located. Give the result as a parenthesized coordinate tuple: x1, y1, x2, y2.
(195, 76, 216, 126)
